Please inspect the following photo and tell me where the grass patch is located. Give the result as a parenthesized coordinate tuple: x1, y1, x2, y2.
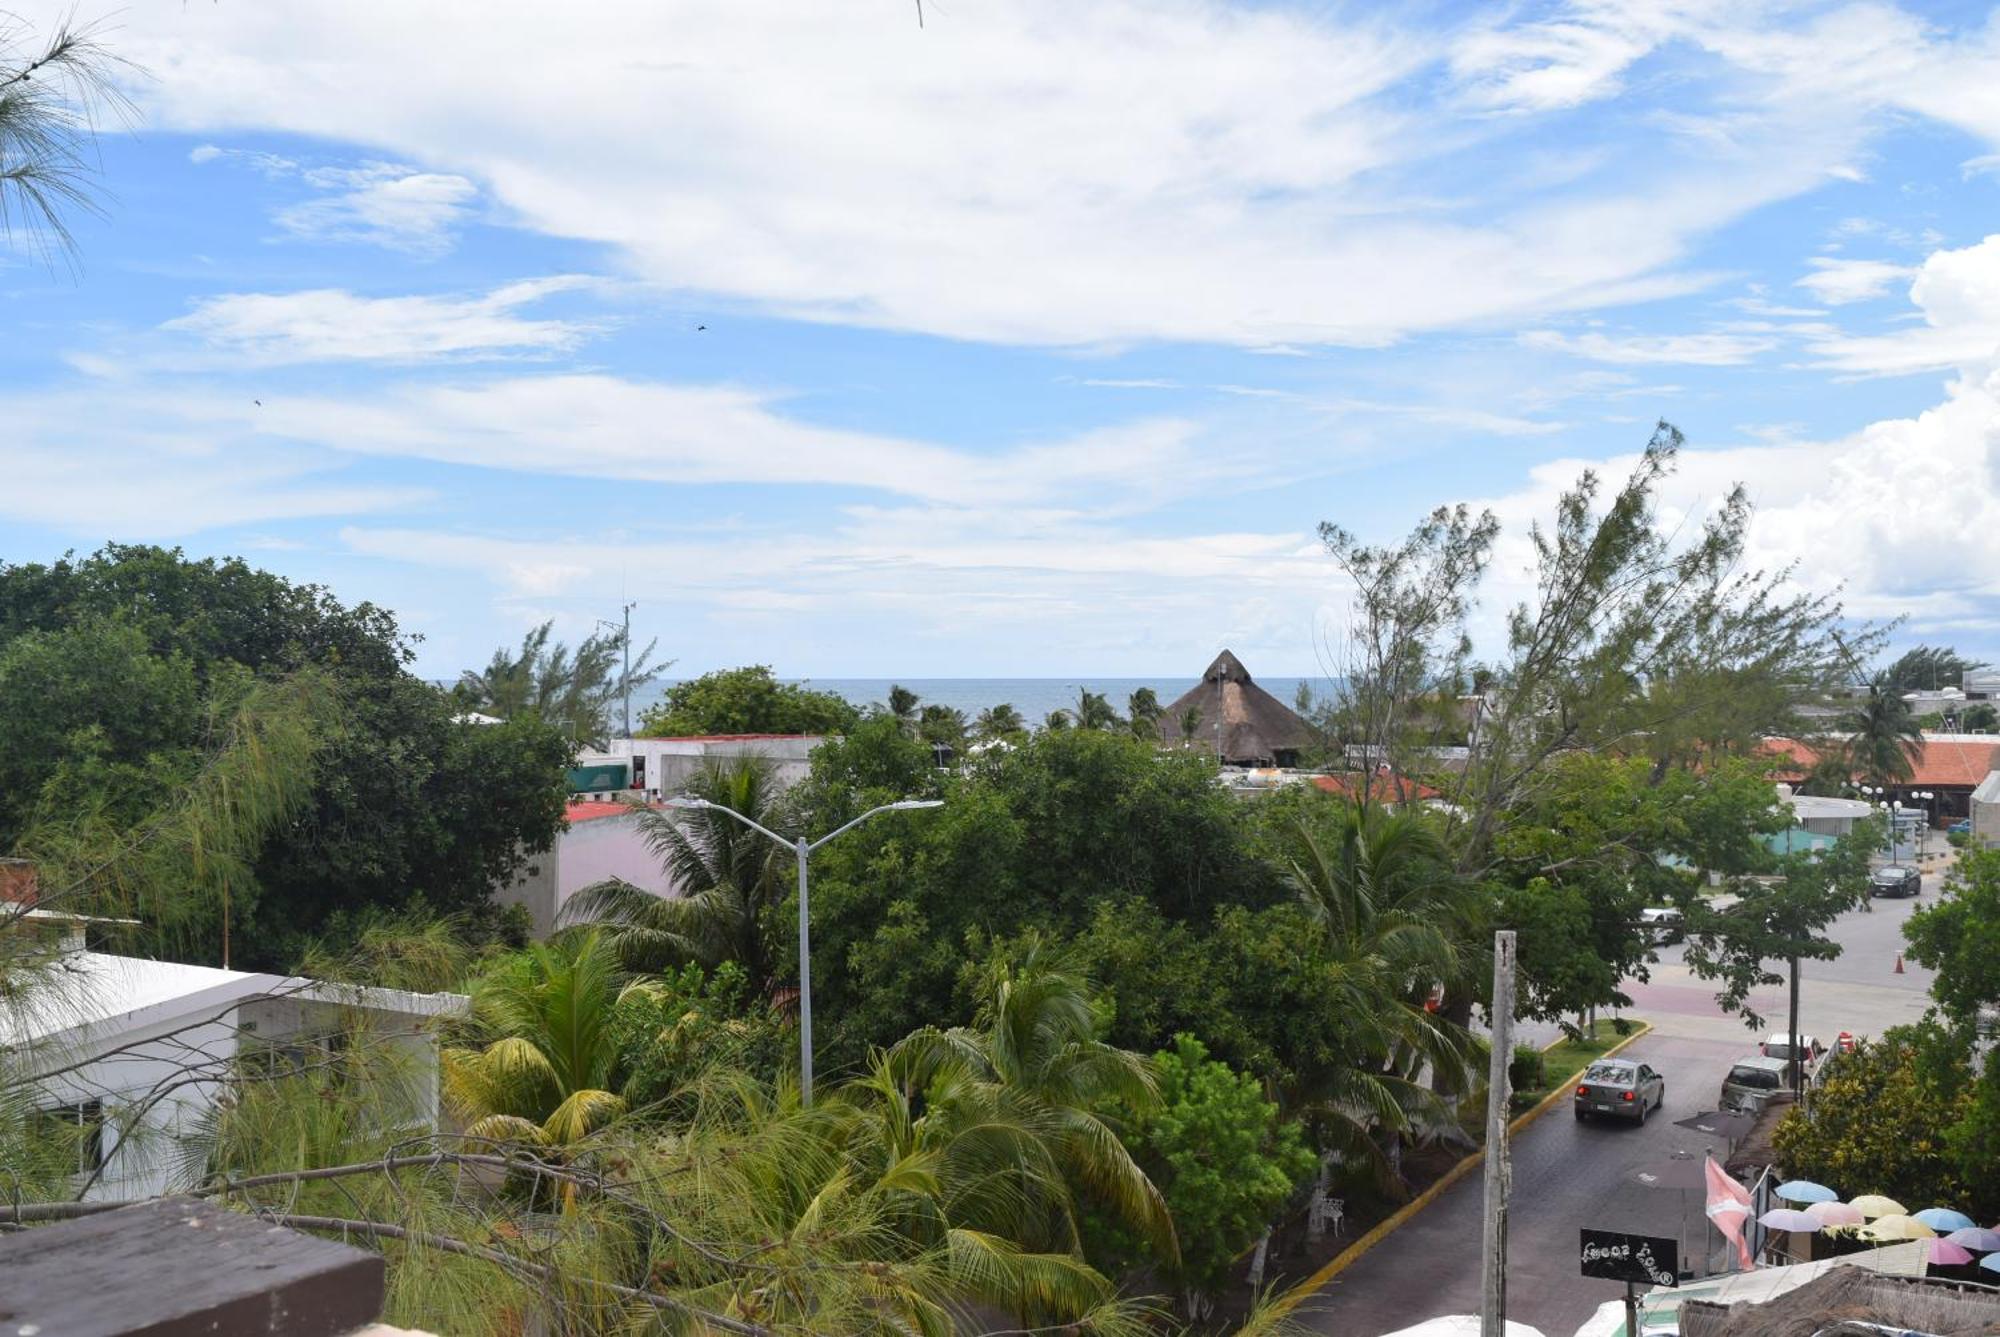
(1510, 1019, 1646, 1111)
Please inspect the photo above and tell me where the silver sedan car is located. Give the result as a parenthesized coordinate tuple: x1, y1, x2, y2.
(1574, 1058, 1666, 1124)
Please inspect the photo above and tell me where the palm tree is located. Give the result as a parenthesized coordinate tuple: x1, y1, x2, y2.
(1841, 675, 1924, 789)
(918, 704, 969, 761)
(1177, 704, 1204, 751)
(1280, 806, 1483, 1185)
(1059, 688, 1122, 732)
(886, 685, 922, 737)
(1127, 688, 1162, 741)
(883, 944, 1174, 1259)
(562, 758, 787, 987)
(974, 702, 1026, 742)
(444, 932, 629, 1147)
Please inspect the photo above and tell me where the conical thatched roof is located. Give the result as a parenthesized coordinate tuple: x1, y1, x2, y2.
(1156, 650, 1317, 765)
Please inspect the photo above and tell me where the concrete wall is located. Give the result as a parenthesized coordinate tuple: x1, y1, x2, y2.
(495, 808, 670, 936)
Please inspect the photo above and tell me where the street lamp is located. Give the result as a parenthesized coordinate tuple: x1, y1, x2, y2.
(664, 794, 943, 1106)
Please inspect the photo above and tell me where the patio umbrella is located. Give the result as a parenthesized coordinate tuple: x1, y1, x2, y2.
(1776, 1179, 1838, 1204)
(1914, 1207, 1977, 1233)
(1982, 1253, 2000, 1276)
(1946, 1227, 2000, 1252)
(1381, 1319, 1547, 1337)
(1849, 1194, 1907, 1219)
(1759, 1208, 1822, 1232)
(1926, 1239, 1975, 1267)
(1858, 1214, 1936, 1241)
(1805, 1201, 1866, 1228)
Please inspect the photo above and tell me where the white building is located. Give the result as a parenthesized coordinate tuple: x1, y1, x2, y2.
(2, 919, 467, 1202)
(495, 798, 675, 936)
(587, 734, 824, 801)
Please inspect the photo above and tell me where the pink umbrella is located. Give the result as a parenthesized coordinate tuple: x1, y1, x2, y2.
(1947, 1227, 2000, 1252)
(1760, 1208, 1822, 1232)
(1927, 1239, 1975, 1266)
(1806, 1201, 1866, 1227)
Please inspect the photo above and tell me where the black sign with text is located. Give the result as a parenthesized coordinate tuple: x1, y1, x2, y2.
(1579, 1229, 1678, 1287)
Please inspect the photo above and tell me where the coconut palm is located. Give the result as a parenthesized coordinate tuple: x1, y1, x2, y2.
(918, 704, 969, 760)
(1127, 688, 1162, 741)
(1280, 805, 1483, 1184)
(562, 758, 787, 987)
(444, 931, 629, 1147)
(1177, 704, 1203, 750)
(1058, 688, 1122, 732)
(974, 702, 1026, 742)
(1841, 676, 1924, 789)
(886, 684, 922, 737)
(884, 944, 1174, 1259)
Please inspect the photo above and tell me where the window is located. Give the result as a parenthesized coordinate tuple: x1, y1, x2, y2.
(1729, 1065, 1780, 1091)
(240, 1029, 350, 1080)
(34, 1100, 106, 1174)
(1583, 1063, 1633, 1085)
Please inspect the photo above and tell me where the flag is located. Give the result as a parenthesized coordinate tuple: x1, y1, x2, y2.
(1705, 1153, 1755, 1270)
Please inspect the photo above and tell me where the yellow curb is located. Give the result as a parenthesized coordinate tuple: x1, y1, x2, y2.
(1263, 1019, 1655, 1320)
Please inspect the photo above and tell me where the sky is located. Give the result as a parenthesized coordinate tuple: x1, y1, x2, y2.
(5, 0, 2000, 681)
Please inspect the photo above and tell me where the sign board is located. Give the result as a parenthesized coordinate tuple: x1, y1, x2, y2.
(1580, 1229, 1678, 1287)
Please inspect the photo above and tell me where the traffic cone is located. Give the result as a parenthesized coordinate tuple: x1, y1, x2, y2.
(1894, 953, 1905, 975)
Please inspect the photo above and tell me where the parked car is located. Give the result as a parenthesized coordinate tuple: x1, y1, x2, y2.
(1639, 907, 1685, 944)
(1870, 865, 1922, 898)
(1720, 1055, 1792, 1111)
(1760, 1033, 1828, 1083)
(1948, 819, 1971, 835)
(1574, 1058, 1666, 1124)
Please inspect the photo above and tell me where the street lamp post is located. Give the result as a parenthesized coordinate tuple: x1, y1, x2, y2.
(665, 794, 942, 1107)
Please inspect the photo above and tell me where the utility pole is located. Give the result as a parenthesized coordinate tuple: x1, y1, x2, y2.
(1481, 930, 1517, 1337)
(600, 602, 637, 739)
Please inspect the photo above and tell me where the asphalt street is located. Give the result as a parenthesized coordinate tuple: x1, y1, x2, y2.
(1292, 864, 1945, 1337)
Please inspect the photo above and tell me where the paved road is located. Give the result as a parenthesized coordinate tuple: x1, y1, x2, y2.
(1292, 866, 1945, 1337)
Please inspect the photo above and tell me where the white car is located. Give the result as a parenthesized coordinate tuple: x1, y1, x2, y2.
(1639, 907, 1685, 943)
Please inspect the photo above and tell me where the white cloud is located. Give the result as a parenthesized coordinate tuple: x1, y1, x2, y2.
(159, 277, 598, 365)
(72, 0, 1983, 347)
(1796, 257, 1915, 305)
(275, 162, 477, 256)
(1804, 234, 2000, 374)
(1519, 329, 1778, 365)
(0, 390, 424, 537)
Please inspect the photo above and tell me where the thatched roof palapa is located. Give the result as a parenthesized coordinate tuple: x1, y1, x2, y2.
(1156, 650, 1317, 766)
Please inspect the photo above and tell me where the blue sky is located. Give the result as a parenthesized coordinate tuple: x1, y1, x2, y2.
(6, 1, 2000, 680)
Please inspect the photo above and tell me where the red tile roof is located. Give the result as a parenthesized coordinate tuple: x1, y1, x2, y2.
(565, 799, 642, 824)
(1761, 736, 1999, 787)
(1312, 772, 1441, 802)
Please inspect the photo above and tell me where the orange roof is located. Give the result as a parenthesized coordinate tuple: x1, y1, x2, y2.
(566, 799, 641, 824)
(1312, 772, 1440, 802)
(1760, 736, 1998, 787)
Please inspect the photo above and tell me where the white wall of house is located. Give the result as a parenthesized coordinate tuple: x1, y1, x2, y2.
(495, 806, 669, 937)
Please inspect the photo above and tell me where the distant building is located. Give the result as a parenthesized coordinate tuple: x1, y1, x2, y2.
(572, 734, 825, 800)
(1762, 734, 2000, 824)
(1154, 650, 1317, 767)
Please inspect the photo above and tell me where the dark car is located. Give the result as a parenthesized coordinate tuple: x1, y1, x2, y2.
(1574, 1058, 1666, 1124)
(1870, 866, 1921, 898)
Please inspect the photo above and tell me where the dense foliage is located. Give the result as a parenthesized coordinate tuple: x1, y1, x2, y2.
(639, 664, 861, 737)
(0, 545, 572, 966)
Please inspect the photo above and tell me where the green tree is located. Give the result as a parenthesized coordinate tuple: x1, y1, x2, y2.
(1119, 1034, 1315, 1301)
(1881, 645, 1984, 694)
(885, 943, 1174, 1259)
(1177, 704, 1203, 750)
(973, 702, 1027, 742)
(563, 759, 787, 987)
(638, 664, 858, 738)
(1840, 677, 1924, 788)
(1061, 688, 1123, 732)
(0, 546, 572, 968)
(457, 619, 664, 746)
(886, 684, 922, 735)
(444, 932, 630, 1147)
(1964, 703, 1998, 733)
(1773, 1025, 1987, 1218)
(1127, 688, 1163, 741)
(1904, 848, 2000, 1210)
(918, 703, 970, 758)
